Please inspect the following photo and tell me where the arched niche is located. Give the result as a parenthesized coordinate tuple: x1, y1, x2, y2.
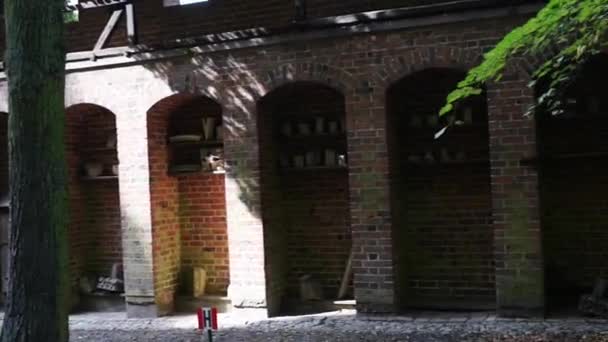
(257, 81, 352, 315)
(537, 54, 608, 314)
(146, 94, 229, 314)
(65, 103, 124, 312)
(386, 68, 494, 310)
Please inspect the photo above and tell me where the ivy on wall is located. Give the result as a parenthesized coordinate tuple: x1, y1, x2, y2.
(441, 0, 608, 118)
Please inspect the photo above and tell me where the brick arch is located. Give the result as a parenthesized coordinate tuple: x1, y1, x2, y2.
(145, 92, 227, 313)
(65, 98, 124, 120)
(373, 46, 483, 94)
(255, 63, 356, 102)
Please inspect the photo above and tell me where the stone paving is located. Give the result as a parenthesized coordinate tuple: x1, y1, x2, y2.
(66, 310, 608, 341)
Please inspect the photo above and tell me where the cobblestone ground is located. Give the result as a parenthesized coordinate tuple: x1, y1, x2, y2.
(67, 310, 608, 342)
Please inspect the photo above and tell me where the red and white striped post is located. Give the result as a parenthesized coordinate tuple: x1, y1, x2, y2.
(197, 307, 219, 341)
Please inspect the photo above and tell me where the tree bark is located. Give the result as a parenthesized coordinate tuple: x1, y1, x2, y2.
(1, 0, 68, 341)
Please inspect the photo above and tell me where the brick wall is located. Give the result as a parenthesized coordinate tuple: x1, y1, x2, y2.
(178, 174, 229, 296)
(487, 65, 544, 316)
(4, 10, 551, 316)
(257, 86, 290, 315)
(147, 96, 181, 314)
(147, 94, 229, 311)
(172, 98, 228, 296)
(387, 69, 494, 309)
(257, 82, 351, 311)
(65, 104, 122, 293)
(538, 55, 608, 302)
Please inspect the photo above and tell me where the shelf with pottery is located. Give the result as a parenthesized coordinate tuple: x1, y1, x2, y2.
(407, 107, 484, 138)
(405, 147, 489, 168)
(81, 132, 119, 181)
(277, 115, 348, 172)
(168, 116, 225, 175)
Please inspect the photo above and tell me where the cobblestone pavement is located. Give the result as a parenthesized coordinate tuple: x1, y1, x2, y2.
(67, 310, 608, 341)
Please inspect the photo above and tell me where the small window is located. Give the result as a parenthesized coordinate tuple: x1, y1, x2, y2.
(163, 0, 208, 7)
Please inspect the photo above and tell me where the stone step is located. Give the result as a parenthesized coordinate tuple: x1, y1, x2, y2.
(77, 293, 126, 313)
(282, 299, 356, 315)
(176, 295, 232, 314)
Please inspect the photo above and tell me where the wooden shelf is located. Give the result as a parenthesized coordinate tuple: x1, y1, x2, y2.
(522, 152, 608, 164)
(281, 166, 348, 172)
(406, 160, 489, 167)
(81, 147, 116, 153)
(169, 140, 223, 148)
(82, 176, 118, 181)
(169, 167, 226, 176)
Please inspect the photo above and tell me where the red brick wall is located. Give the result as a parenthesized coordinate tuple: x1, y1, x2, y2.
(148, 96, 182, 313)
(171, 96, 228, 296)
(258, 82, 351, 307)
(178, 174, 229, 295)
(148, 94, 228, 309)
(539, 55, 608, 299)
(65, 104, 122, 289)
(388, 69, 494, 309)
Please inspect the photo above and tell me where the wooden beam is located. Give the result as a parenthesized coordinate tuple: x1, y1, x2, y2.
(125, 4, 137, 45)
(93, 9, 124, 53)
(65, 0, 129, 12)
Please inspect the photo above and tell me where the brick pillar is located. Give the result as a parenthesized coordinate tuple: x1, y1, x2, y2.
(487, 75, 545, 317)
(348, 95, 396, 313)
(223, 105, 269, 314)
(116, 107, 158, 318)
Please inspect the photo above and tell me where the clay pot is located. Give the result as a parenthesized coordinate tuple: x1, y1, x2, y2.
(84, 162, 103, 177)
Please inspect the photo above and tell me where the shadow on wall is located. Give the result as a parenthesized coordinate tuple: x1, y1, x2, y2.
(537, 54, 608, 313)
(137, 55, 268, 219)
(387, 68, 494, 311)
(134, 50, 353, 315)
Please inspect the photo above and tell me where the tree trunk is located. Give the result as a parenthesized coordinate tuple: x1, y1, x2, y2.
(1, 0, 68, 341)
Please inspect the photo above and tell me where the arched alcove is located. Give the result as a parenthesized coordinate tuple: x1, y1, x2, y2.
(387, 68, 494, 310)
(65, 103, 123, 312)
(537, 54, 608, 314)
(146, 94, 229, 314)
(257, 81, 352, 315)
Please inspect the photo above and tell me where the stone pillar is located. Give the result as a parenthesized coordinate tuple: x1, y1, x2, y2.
(223, 105, 269, 315)
(348, 92, 396, 313)
(487, 73, 545, 317)
(116, 105, 158, 318)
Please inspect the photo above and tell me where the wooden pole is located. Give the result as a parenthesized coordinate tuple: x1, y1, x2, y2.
(338, 250, 353, 299)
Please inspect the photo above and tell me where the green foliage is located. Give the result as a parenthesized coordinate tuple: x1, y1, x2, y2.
(64, 11, 79, 23)
(441, 0, 608, 117)
(64, 0, 79, 23)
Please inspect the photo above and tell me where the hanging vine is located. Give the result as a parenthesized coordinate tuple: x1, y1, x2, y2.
(440, 0, 608, 117)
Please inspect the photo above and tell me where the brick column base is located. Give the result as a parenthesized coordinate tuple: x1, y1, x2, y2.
(126, 296, 158, 318)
